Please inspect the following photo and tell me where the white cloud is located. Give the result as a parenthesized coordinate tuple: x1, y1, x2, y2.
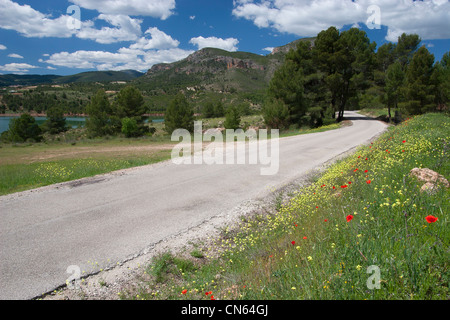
(130, 27, 180, 50)
(263, 47, 274, 53)
(0, 44, 6, 50)
(0, 1, 149, 44)
(232, 0, 450, 41)
(190, 16, 196, 20)
(0, 63, 38, 73)
(189, 36, 239, 51)
(0, 0, 76, 38)
(8, 53, 23, 59)
(69, 0, 176, 19)
(43, 43, 194, 73)
(76, 14, 143, 44)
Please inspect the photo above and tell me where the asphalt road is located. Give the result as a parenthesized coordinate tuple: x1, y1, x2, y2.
(0, 111, 387, 300)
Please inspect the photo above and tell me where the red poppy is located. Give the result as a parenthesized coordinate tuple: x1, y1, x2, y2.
(346, 215, 354, 222)
(316, 206, 319, 209)
(364, 170, 368, 173)
(291, 241, 296, 245)
(303, 236, 307, 240)
(425, 215, 438, 223)
(402, 140, 406, 143)
(324, 219, 328, 222)
(366, 180, 371, 184)
(182, 289, 187, 294)
(211, 295, 215, 300)
(333, 186, 336, 189)
(341, 185, 348, 188)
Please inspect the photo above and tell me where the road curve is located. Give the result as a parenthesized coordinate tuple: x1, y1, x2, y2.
(0, 111, 387, 300)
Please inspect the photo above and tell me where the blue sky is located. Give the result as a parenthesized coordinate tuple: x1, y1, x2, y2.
(0, 0, 449, 75)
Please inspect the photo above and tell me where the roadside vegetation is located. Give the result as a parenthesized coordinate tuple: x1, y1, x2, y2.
(119, 112, 448, 300)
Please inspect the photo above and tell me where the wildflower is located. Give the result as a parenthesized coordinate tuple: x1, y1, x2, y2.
(402, 140, 406, 143)
(356, 265, 362, 271)
(181, 289, 187, 295)
(425, 215, 438, 223)
(324, 219, 328, 222)
(303, 236, 307, 240)
(366, 180, 372, 184)
(291, 241, 296, 245)
(346, 215, 354, 222)
(307, 256, 313, 261)
(211, 295, 215, 300)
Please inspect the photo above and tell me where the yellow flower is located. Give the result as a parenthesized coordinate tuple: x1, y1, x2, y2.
(356, 265, 362, 271)
(307, 256, 313, 261)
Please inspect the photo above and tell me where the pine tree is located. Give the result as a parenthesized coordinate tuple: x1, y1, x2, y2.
(385, 62, 405, 121)
(224, 105, 241, 130)
(165, 93, 194, 134)
(400, 46, 436, 114)
(85, 89, 114, 137)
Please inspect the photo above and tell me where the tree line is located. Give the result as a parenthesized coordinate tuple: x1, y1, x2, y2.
(262, 27, 449, 129)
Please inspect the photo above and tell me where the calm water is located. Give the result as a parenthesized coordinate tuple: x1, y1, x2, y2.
(0, 116, 87, 134)
(0, 117, 164, 134)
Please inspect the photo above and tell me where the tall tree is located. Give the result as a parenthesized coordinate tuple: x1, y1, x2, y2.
(224, 105, 242, 130)
(395, 33, 421, 68)
(267, 56, 305, 126)
(315, 27, 376, 121)
(85, 89, 115, 137)
(115, 86, 147, 124)
(432, 51, 450, 109)
(42, 106, 67, 134)
(385, 62, 405, 121)
(400, 46, 436, 114)
(165, 93, 194, 134)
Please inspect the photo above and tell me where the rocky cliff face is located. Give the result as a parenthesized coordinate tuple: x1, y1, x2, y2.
(141, 38, 315, 94)
(146, 48, 269, 77)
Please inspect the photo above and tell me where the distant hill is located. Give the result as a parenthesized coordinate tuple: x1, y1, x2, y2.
(0, 74, 61, 87)
(55, 70, 144, 84)
(0, 70, 144, 87)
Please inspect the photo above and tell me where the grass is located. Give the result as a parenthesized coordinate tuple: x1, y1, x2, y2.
(0, 115, 344, 196)
(120, 113, 449, 300)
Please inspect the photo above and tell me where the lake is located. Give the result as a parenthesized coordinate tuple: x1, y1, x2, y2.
(0, 116, 165, 135)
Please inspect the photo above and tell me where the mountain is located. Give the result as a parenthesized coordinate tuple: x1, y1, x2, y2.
(137, 38, 315, 97)
(0, 70, 144, 87)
